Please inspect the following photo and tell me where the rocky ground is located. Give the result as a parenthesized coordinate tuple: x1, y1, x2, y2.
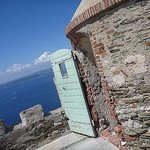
(0, 108, 70, 150)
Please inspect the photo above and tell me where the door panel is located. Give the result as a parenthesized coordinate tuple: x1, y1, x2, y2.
(51, 49, 96, 137)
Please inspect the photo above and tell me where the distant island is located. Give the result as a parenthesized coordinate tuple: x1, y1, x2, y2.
(0, 68, 53, 89)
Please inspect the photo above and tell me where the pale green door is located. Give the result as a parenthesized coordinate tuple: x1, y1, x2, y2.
(51, 49, 96, 137)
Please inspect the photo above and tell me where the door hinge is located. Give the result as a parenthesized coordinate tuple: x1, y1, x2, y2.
(92, 120, 95, 126)
(72, 53, 76, 60)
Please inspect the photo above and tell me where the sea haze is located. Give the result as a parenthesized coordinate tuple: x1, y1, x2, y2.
(0, 68, 61, 126)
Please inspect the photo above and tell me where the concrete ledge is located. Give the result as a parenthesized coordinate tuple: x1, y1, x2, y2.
(36, 132, 118, 150)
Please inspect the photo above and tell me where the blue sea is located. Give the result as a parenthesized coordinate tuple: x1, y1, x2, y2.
(0, 73, 61, 126)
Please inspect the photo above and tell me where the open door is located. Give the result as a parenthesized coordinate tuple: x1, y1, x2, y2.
(51, 49, 96, 137)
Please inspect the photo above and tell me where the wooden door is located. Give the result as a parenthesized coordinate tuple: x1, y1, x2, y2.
(51, 49, 96, 137)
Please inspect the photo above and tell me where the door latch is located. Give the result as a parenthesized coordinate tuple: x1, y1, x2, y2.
(62, 87, 66, 91)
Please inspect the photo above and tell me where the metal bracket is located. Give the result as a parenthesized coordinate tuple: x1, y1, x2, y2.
(92, 120, 95, 126)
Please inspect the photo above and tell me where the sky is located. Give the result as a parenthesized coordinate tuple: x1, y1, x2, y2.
(0, 0, 81, 84)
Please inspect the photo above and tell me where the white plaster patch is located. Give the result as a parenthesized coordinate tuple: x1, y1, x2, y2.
(73, 51, 85, 63)
(103, 60, 110, 65)
(133, 122, 143, 128)
(124, 54, 147, 75)
(122, 119, 134, 129)
(113, 74, 125, 86)
(110, 67, 117, 72)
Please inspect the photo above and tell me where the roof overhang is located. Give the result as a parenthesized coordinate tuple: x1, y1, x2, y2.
(65, 0, 126, 38)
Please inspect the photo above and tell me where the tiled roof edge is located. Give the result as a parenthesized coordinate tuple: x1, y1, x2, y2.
(65, 0, 126, 37)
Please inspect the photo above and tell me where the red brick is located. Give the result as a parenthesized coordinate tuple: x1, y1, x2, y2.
(110, 116, 117, 120)
(102, 53, 107, 57)
(88, 98, 93, 102)
(114, 100, 119, 104)
(87, 96, 92, 100)
(96, 62, 102, 66)
(104, 0, 108, 7)
(110, 138, 121, 147)
(124, 135, 131, 142)
(119, 145, 128, 150)
(120, 70, 128, 77)
(113, 0, 116, 3)
(91, 106, 98, 121)
(108, 105, 115, 111)
(99, 46, 105, 51)
(98, 66, 103, 69)
(114, 125, 124, 133)
(132, 103, 137, 108)
(93, 37, 96, 40)
(87, 95, 91, 98)
(91, 89, 94, 93)
(87, 91, 91, 95)
(80, 70, 84, 73)
(95, 56, 100, 59)
(101, 129, 111, 137)
(106, 87, 114, 90)
(108, 135, 121, 147)
(101, 79, 107, 83)
(95, 58, 101, 63)
(113, 70, 120, 75)
(96, 50, 106, 55)
(82, 78, 88, 82)
(106, 29, 114, 34)
(124, 135, 139, 142)
(87, 9, 90, 17)
(110, 112, 117, 117)
(98, 39, 101, 42)
(96, 2, 102, 12)
(90, 7, 93, 16)
(86, 88, 90, 92)
(102, 83, 107, 87)
(107, 35, 110, 39)
(98, 69, 103, 73)
(104, 89, 109, 93)
(93, 43, 103, 48)
(81, 73, 85, 77)
(105, 95, 110, 99)
(117, 132, 124, 139)
(96, 62, 102, 67)
(78, 64, 83, 70)
(94, 5, 97, 14)
(92, 41, 97, 45)
(92, 106, 96, 111)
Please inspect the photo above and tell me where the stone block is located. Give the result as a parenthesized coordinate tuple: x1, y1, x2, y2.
(124, 131, 137, 136)
(13, 123, 24, 131)
(142, 120, 150, 126)
(133, 129, 147, 135)
(141, 132, 150, 139)
(20, 104, 45, 126)
(120, 96, 144, 103)
(140, 144, 150, 149)
(0, 119, 6, 139)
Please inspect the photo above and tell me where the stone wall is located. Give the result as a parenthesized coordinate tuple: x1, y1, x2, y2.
(0, 120, 6, 140)
(74, 49, 116, 135)
(67, 0, 150, 149)
(20, 104, 45, 126)
(0, 107, 69, 150)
